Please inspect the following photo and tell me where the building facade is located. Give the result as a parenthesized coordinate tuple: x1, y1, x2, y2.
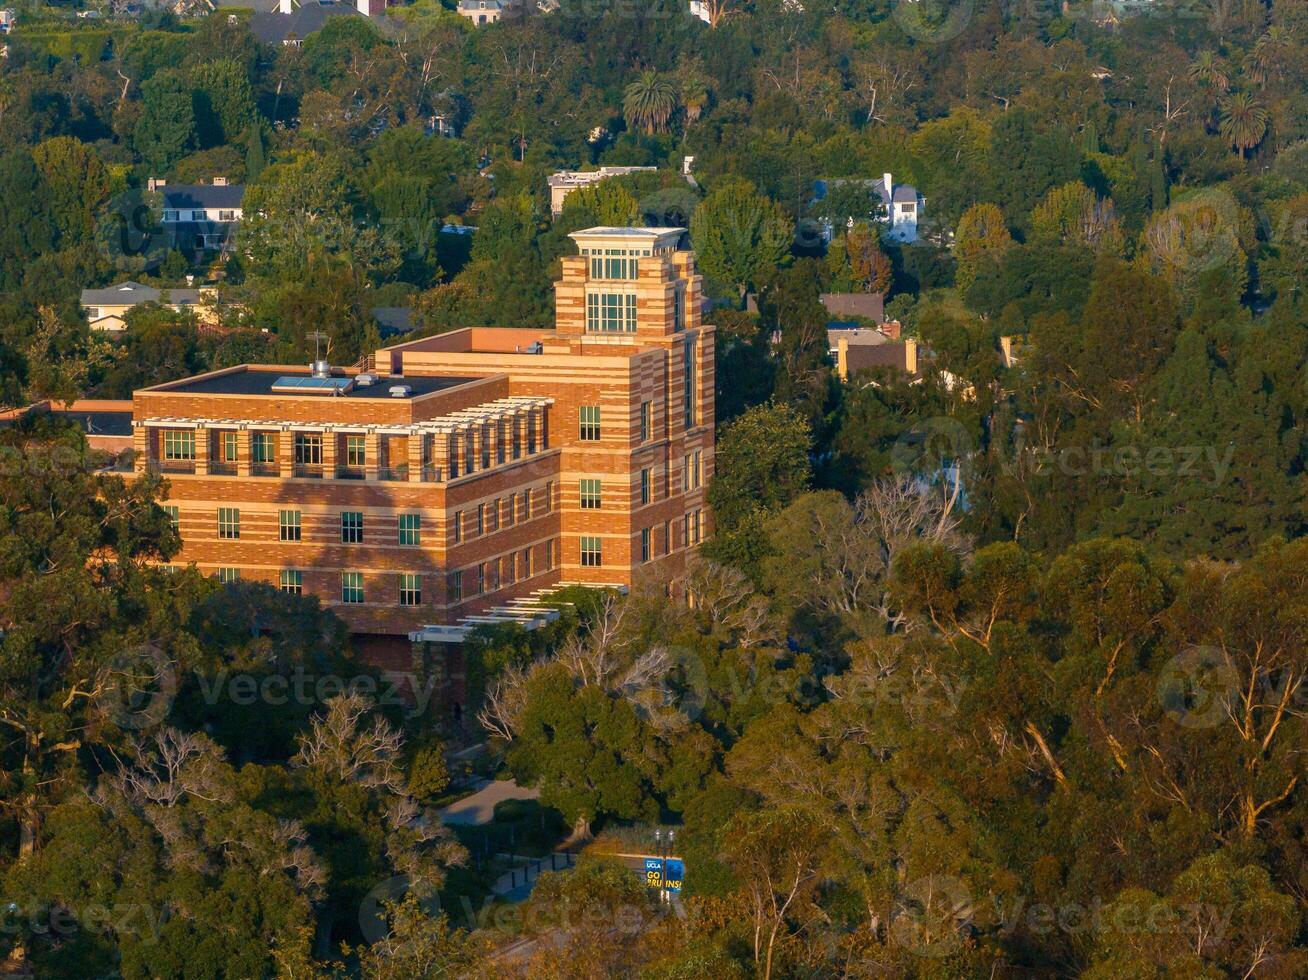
(547, 167, 658, 215)
(130, 227, 714, 641)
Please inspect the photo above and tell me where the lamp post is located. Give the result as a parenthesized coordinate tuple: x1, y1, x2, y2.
(654, 828, 664, 904)
(666, 829, 676, 907)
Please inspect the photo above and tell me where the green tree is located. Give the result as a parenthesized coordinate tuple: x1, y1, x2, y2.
(133, 71, 196, 174)
(30, 137, 109, 248)
(691, 179, 793, 298)
(1218, 91, 1269, 158)
(191, 58, 256, 149)
(954, 203, 1013, 294)
(623, 69, 680, 135)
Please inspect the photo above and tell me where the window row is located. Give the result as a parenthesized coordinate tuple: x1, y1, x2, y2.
(175, 490, 554, 546)
(447, 542, 555, 602)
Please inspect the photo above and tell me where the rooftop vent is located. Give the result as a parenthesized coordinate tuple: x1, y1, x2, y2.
(310, 359, 330, 378)
(389, 384, 412, 398)
(354, 373, 377, 386)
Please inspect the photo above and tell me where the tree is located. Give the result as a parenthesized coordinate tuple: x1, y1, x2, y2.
(1029, 182, 1123, 254)
(953, 203, 1013, 294)
(190, 58, 256, 149)
(1218, 91, 1269, 158)
(30, 137, 109, 248)
(1187, 49, 1230, 96)
(562, 179, 641, 226)
(624, 70, 680, 135)
(691, 179, 793, 298)
(133, 71, 195, 174)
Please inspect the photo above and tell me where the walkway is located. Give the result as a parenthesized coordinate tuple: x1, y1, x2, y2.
(437, 778, 540, 827)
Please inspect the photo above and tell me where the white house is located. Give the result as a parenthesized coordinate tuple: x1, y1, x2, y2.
(814, 171, 924, 244)
(547, 166, 658, 215)
(149, 178, 245, 255)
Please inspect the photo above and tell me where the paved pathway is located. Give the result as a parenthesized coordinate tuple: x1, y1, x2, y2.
(438, 778, 540, 826)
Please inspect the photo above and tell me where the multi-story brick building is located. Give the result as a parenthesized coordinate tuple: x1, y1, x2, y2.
(130, 227, 714, 648)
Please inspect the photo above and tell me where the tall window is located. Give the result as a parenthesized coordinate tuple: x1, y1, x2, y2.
(341, 571, 364, 604)
(579, 479, 602, 509)
(488, 498, 500, 532)
(280, 570, 302, 595)
(674, 285, 685, 332)
(345, 435, 366, 468)
(641, 528, 651, 563)
(522, 489, 531, 518)
(341, 511, 363, 544)
(545, 539, 555, 570)
(279, 509, 301, 541)
(579, 406, 601, 441)
(544, 482, 554, 512)
(447, 570, 463, 604)
(162, 430, 195, 460)
(480, 426, 491, 469)
(400, 573, 421, 606)
(476, 504, 485, 536)
(252, 432, 274, 463)
(664, 519, 672, 555)
(586, 247, 640, 280)
(580, 536, 602, 567)
(164, 505, 179, 531)
(294, 433, 322, 465)
(522, 547, 533, 578)
(217, 567, 241, 584)
(398, 513, 421, 546)
(684, 337, 697, 428)
(452, 510, 463, 544)
(586, 292, 637, 333)
(504, 495, 515, 527)
(217, 507, 240, 539)
(693, 450, 702, 489)
(640, 468, 651, 505)
(640, 401, 651, 442)
(221, 431, 238, 462)
(476, 564, 485, 595)
(693, 509, 702, 544)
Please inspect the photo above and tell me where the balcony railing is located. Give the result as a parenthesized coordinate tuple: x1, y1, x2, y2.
(378, 465, 409, 482)
(293, 463, 323, 479)
(209, 462, 237, 476)
(251, 461, 279, 476)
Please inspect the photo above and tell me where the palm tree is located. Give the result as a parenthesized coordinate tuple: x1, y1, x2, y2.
(1188, 50, 1230, 96)
(1218, 91, 1269, 159)
(623, 70, 679, 136)
(680, 74, 708, 140)
(1247, 26, 1292, 86)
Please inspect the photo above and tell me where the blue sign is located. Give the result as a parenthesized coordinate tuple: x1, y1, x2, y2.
(640, 857, 683, 893)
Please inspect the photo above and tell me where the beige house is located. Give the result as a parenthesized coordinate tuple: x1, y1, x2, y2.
(81, 281, 216, 333)
(457, 0, 514, 24)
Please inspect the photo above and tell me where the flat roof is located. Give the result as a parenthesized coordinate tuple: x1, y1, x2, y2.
(54, 410, 134, 437)
(153, 368, 479, 400)
(570, 226, 685, 238)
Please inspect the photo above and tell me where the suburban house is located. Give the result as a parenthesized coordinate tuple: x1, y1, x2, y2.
(129, 226, 714, 666)
(0, 9, 15, 33)
(814, 172, 924, 244)
(746, 292, 886, 324)
(150, 178, 245, 257)
(457, 0, 514, 25)
(547, 166, 658, 215)
(250, 0, 385, 47)
(81, 281, 218, 333)
(830, 323, 922, 383)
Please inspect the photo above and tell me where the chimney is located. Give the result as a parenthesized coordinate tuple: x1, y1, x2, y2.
(212, 176, 227, 186)
(904, 338, 918, 376)
(884, 172, 893, 196)
(837, 337, 849, 383)
(879, 319, 901, 341)
(279, 0, 293, 14)
(147, 177, 166, 192)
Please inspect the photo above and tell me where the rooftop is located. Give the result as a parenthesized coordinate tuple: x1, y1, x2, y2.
(160, 184, 245, 210)
(82, 281, 207, 307)
(149, 367, 479, 400)
(250, 0, 360, 43)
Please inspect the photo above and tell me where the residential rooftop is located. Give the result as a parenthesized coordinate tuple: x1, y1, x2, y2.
(159, 184, 246, 210)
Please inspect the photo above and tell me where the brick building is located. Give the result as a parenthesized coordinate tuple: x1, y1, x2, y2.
(130, 226, 714, 647)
